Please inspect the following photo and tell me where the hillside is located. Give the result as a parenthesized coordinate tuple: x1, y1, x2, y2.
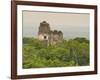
(23, 37, 89, 68)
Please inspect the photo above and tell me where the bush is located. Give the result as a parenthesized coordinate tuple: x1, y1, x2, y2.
(22, 37, 89, 68)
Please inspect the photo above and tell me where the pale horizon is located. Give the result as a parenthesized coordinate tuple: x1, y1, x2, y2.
(22, 11, 90, 40)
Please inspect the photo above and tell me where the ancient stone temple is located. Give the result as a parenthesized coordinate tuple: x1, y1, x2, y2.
(38, 21, 63, 45)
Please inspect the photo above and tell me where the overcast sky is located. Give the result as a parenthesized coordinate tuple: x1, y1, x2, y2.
(22, 11, 90, 39)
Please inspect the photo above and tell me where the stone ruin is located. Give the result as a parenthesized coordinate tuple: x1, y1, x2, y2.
(38, 21, 63, 45)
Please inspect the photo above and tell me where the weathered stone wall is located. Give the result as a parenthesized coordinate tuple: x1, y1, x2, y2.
(38, 21, 50, 35)
(38, 21, 63, 45)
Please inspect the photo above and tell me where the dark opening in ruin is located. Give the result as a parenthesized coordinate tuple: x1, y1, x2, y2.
(44, 36, 47, 39)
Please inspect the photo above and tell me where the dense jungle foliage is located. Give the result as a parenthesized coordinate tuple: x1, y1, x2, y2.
(23, 37, 89, 68)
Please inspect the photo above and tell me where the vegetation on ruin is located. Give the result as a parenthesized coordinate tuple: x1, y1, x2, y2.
(23, 37, 89, 68)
